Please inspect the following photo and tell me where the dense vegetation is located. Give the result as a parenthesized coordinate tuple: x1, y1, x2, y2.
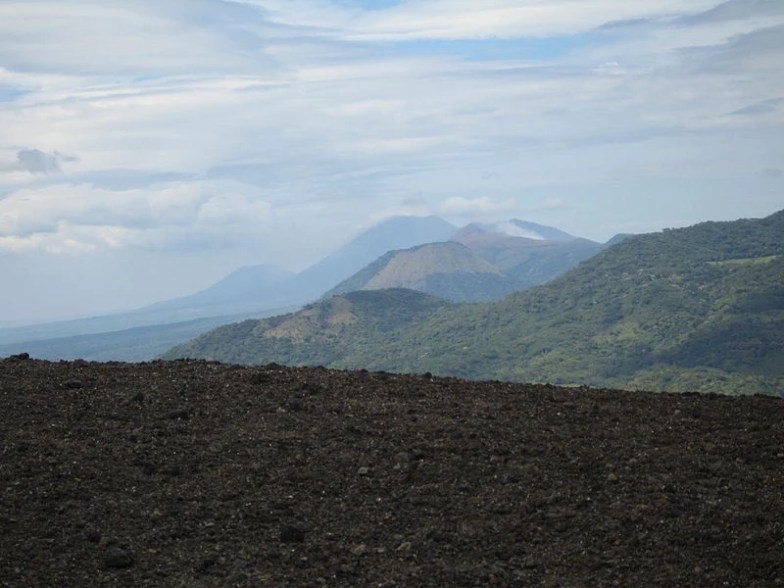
(466, 237, 604, 289)
(167, 289, 451, 369)
(164, 211, 784, 395)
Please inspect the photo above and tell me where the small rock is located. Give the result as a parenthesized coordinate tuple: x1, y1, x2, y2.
(607, 473, 619, 483)
(162, 464, 183, 477)
(131, 392, 145, 402)
(102, 546, 134, 569)
(395, 541, 412, 552)
(166, 408, 190, 420)
(64, 379, 84, 389)
(523, 556, 539, 569)
(248, 372, 270, 385)
(297, 382, 324, 395)
(140, 461, 157, 476)
(357, 466, 370, 476)
(351, 544, 367, 556)
(8, 353, 30, 361)
(280, 525, 307, 543)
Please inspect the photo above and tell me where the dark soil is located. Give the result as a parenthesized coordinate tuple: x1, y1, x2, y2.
(1, 357, 783, 587)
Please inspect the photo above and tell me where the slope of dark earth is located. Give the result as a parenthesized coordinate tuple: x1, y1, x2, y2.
(1, 357, 783, 587)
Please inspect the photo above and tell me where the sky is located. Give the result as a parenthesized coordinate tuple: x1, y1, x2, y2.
(0, 0, 782, 324)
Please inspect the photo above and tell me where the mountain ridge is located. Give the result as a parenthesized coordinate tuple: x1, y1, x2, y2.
(164, 210, 784, 395)
(0, 215, 460, 356)
(323, 241, 519, 302)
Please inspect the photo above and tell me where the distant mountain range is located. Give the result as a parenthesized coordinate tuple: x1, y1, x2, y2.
(164, 210, 784, 395)
(0, 216, 457, 354)
(325, 219, 605, 302)
(281, 215, 458, 301)
(0, 312, 282, 362)
(140, 264, 294, 318)
(2, 215, 603, 360)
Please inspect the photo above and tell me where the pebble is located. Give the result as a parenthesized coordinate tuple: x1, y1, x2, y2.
(64, 379, 85, 389)
(280, 525, 307, 543)
(165, 408, 190, 420)
(102, 546, 134, 569)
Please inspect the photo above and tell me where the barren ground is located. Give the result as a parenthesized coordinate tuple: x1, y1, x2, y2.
(1, 356, 783, 587)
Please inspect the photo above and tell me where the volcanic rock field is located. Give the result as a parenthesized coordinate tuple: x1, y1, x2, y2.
(1, 356, 783, 586)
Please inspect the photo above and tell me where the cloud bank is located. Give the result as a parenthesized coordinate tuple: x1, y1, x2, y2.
(0, 0, 781, 269)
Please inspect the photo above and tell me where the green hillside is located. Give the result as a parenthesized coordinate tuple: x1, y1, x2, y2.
(163, 211, 784, 395)
(458, 235, 604, 289)
(165, 289, 452, 369)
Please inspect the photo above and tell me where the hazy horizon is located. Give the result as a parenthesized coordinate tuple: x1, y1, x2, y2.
(1, 1, 782, 323)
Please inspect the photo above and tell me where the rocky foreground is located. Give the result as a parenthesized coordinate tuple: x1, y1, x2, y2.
(1, 356, 783, 587)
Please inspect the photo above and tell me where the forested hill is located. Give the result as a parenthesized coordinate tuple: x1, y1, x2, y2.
(164, 211, 784, 395)
(440, 210, 784, 393)
(164, 289, 452, 368)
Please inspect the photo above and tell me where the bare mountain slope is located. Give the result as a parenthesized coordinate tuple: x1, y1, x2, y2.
(324, 242, 519, 302)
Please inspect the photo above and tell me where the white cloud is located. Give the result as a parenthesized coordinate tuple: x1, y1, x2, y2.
(440, 196, 517, 217)
(254, 0, 725, 41)
(0, 0, 275, 75)
(0, 0, 782, 321)
(369, 203, 434, 223)
(541, 196, 569, 210)
(14, 148, 76, 174)
(1, 0, 780, 199)
(0, 180, 272, 253)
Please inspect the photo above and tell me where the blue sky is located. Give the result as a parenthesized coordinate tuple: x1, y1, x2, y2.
(0, 0, 782, 323)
